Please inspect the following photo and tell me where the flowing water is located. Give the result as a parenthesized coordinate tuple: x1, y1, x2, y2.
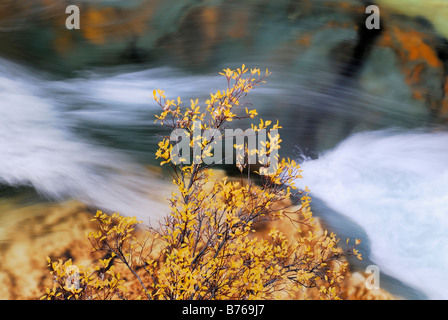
(1, 0, 448, 299)
(298, 130, 448, 299)
(0, 59, 173, 220)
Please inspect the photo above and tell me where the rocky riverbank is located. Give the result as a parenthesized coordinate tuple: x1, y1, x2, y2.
(0, 190, 395, 300)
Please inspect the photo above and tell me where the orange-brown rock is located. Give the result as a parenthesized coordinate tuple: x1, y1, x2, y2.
(0, 186, 394, 300)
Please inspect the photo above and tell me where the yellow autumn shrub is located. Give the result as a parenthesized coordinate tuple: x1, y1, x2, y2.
(42, 65, 361, 300)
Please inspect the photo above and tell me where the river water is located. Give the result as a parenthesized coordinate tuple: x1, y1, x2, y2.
(1, 0, 448, 299)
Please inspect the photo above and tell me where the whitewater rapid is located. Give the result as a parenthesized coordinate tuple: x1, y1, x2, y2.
(297, 129, 448, 299)
(0, 60, 182, 221)
(0, 59, 278, 220)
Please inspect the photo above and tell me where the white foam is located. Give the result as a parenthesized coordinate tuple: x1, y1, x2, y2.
(0, 59, 172, 221)
(0, 59, 278, 222)
(50, 67, 227, 125)
(297, 129, 448, 299)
